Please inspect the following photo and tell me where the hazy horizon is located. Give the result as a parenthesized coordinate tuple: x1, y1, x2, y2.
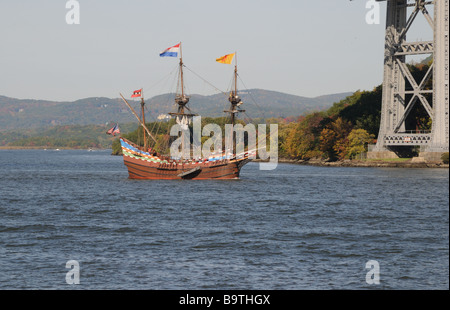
(0, 87, 354, 103)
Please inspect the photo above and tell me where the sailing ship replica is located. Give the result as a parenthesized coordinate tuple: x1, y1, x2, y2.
(117, 43, 253, 180)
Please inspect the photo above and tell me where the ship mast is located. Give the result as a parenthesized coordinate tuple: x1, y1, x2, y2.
(140, 90, 147, 150)
(168, 43, 196, 159)
(119, 93, 158, 145)
(224, 52, 244, 153)
(179, 44, 186, 106)
(169, 43, 196, 118)
(225, 52, 245, 126)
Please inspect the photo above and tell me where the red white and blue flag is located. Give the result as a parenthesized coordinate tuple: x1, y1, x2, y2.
(159, 43, 180, 57)
(107, 124, 120, 136)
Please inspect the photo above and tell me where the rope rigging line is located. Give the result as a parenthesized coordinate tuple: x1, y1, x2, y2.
(183, 65, 228, 97)
(130, 64, 180, 151)
(143, 63, 179, 96)
(237, 73, 266, 120)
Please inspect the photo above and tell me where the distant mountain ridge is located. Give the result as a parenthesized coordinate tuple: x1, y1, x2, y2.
(0, 89, 353, 131)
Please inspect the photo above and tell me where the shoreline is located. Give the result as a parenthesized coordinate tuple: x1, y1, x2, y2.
(0, 146, 108, 151)
(264, 158, 449, 169)
(1, 147, 448, 168)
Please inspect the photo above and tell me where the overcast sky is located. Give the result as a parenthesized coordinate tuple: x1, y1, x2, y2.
(0, 0, 433, 101)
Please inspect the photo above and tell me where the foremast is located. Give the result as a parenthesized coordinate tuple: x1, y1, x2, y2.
(139, 91, 148, 151)
(119, 93, 158, 147)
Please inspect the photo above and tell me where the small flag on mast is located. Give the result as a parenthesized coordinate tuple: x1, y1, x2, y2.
(160, 43, 180, 57)
(106, 124, 120, 136)
(216, 53, 235, 64)
(131, 89, 142, 98)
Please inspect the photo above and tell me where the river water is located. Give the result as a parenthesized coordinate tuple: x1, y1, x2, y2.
(0, 149, 448, 289)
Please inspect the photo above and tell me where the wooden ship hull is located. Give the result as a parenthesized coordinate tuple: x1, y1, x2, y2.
(120, 138, 252, 180)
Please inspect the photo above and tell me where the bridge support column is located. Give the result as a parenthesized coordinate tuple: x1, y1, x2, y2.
(369, 0, 449, 161)
(422, 0, 449, 158)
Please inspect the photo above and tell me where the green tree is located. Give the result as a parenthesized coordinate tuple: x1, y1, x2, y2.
(347, 128, 375, 159)
(337, 86, 382, 137)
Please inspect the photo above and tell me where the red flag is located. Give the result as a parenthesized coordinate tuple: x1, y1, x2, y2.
(131, 89, 142, 98)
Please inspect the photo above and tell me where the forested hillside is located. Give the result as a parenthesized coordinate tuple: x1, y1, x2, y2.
(111, 85, 384, 160)
(0, 89, 351, 131)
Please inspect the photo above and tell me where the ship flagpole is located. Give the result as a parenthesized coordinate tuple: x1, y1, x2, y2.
(179, 42, 185, 100)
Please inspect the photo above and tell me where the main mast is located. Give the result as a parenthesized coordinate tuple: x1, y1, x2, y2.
(168, 43, 196, 159)
(177, 44, 188, 115)
(168, 43, 196, 119)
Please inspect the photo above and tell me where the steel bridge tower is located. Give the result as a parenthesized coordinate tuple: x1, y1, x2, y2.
(368, 0, 449, 161)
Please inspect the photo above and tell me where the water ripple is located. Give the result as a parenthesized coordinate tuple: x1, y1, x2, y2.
(0, 150, 448, 289)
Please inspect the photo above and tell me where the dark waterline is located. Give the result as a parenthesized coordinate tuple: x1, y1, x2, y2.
(0, 149, 448, 289)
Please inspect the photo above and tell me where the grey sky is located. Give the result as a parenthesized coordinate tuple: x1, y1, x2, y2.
(0, 0, 433, 101)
